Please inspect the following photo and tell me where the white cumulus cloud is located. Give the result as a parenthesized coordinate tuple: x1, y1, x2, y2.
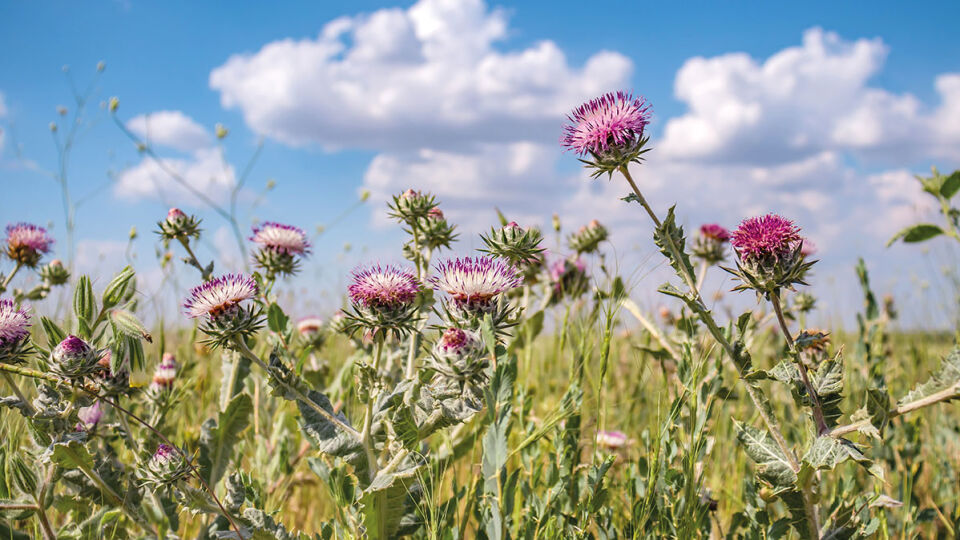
(126, 110, 211, 152)
(114, 147, 236, 206)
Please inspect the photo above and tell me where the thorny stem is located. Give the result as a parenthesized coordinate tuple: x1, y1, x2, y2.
(177, 237, 211, 281)
(830, 383, 960, 437)
(695, 259, 710, 292)
(33, 468, 57, 540)
(0, 261, 23, 294)
(361, 339, 384, 482)
(0, 362, 243, 537)
(617, 165, 820, 538)
(770, 292, 829, 435)
(2, 371, 36, 416)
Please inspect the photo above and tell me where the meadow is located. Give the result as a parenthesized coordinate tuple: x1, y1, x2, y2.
(1, 89, 960, 540)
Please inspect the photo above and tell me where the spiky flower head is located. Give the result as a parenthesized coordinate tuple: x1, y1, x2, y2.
(345, 265, 421, 337)
(429, 327, 488, 382)
(0, 300, 32, 364)
(431, 256, 521, 308)
(147, 352, 178, 399)
(725, 214, 814, 297)
(567, 220, 608, 254)
(95, 350, 130, 397)
(388, 189, 437, 224)
(184, 274, 262, 348)
(251, 221, 311, 277)
(548, 256, 589, 304)
(596, 430, 630, 451)
(418, 206, 458, 252)
(794, 291, 817, 313)
(50, 335, 100, 379)
(157, 207, 201, 240)
(561, 91, 652, 177)
(142, 444, 191, 487)
(39, 259, 70, 286)
(5, 223, 54, 267)
(692, 223, 731, 265)
(480, 222, 544, 266)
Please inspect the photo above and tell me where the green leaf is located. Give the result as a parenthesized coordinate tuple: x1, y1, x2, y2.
(266, 302, 290, 335)
(621, 193, 641, 203)
(898, 346, 960, 407)
(941, 170, 960, 199)
(297, 389, 364, 463)
(101, 266, 135, 308)
(39, 316, 67, 349)
(199, 393, 253, 486)
(802, 436, 882, 479)
(73, 275, 96, 334)
(49, 440, 95, 471)
(653, 206, 697, 286)
(359, 480, 410, 540)
(886, 223, 944, 246)
(109, 309, 152, 343)
(734, 420, 797, 487)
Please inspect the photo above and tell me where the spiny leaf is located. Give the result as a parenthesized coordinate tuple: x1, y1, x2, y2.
(49, 440, 95, 471)
(803, 436, 882, 479)
(898, 346, 960, 407)
(199, 393, 253, 486)
(653, 206, 697, 287)
(734, 420, 797, 487)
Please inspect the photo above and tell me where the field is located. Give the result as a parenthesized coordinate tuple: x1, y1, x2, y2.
(2, 90, 960, 540)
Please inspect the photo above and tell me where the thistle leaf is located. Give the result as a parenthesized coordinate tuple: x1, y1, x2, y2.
(101, 266, 135, 309)
(802, 436, 882, 479)
(734, 420, 797, 487)
(886, 223, 943, 246)
(898, 346, 960, 406)
(199, 393, 253, 486)
(653, 206, 697, 286)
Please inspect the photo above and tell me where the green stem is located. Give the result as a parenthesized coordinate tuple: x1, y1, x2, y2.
(0, 261, 23, 294)
(2, 371, 35, 416)
(771, 292, 829, 435)
(361, 339, 384, 482)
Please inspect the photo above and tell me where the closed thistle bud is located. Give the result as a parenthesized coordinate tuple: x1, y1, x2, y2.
(429, 327, 488, 382)
(480, 222, 544, 267)
(388, 189, 437, 224)
(142, 444, 191, 486)
(419, 208, 457, 251)
(794, 291, 816, 313)
(157, 208, 201, 241)
(296, 317, 325, 348)
(567, 220, 608, 255)
(50, 335, 100, 379)
(725, 214, 815, 298)
(549, 256, 589, 304)
(692, 224, 730, 265)
(795, 329, 830, 353)
(39, 259, 70, 286)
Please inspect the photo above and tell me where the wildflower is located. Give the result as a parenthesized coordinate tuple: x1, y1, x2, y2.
(561, 91, 652, 177)
(429, 327, 488, 382)
(142, 444, 191, 486)
(431, 256, 521, 310)
(49, 335, 100, 379)
(346, 265, 421, 337)
(480, 222, 545, 266)
(596, 430, 630, 451)
(251, 221, 311, 277)
(548, 256, 589, 303)
(800, 239, 817, 258)
(388, 189, 437, 224)
(297, 316, 326, 348)
(567, 220, 609, 254)
(39, 259, 70, 285)
(418, 207, 458, 251)
(725, 214, 814, 297)
(692, 223, 731, 265)
(147, 352, 178, 399)
(0, 300, 32, 364)
(157, 207, 201, 240)
(95, 350, 130, 396)
(76, 401, 103, 431)
(5, 223, 54, 267)
(184, 274, 262, 347)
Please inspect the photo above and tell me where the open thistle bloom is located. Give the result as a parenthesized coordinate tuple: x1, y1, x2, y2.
(596, 430, 630, 451)
(6, 223, 54, 267)
(549, 256, 589, 304)
(142, 444, 191, 486)
(251, 221, 311, 277)
(567, 220, 609, 254)
(147, 352, 178, 399)
(184, 274, 262, 347)
(0, 300, 32, 364)
(725, 214, 814, 297)
(429, 327, 488, 382)
(692, 223, 731, 265)
(49, 335, 100, 379)
(481, 222, 545, 266)
(431, 256, 521, 319)
(346, 265, 421, 337)
(157, 207, 201, 240)
(561, 91, 652, 177)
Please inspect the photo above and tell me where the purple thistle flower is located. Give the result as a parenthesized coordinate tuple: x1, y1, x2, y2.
(183, 274, 258, 319)
(800, 239, 817, 258)
(348, 265, 421, 309)
(57, 335, 91, 356)
(77, 401, 103, 430)
(166, 208, 187, 224)
(149, 352, 178, 393)
(6, 223, 54, 266)
(436, 328, 473, 356)
(731, 214, 801, 261)
(153, 443, 177, 462)
(430, 256, 522, 306)
(0, 299, 31, 346)
(561, 91, 651, 156)
(699, 224, 731, 243)
(596, 429, 629, 450)
(250, 221, 311, 255)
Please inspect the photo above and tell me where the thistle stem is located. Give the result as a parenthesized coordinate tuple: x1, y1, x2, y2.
(361, 338, 384, 482)
(0, 261, 23, 294)
(830, 383, 960, 437)
(770, 292, 829, 435)
(2, 371, 36, 416)
(695, 259, 709, 292)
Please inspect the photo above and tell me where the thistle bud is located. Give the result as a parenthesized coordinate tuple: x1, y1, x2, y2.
(297, 317, 325, 348)
(142, 444, 191, 486)
(480, 222, 544, 266)
(388, 189, 436, 224)
(158, 207, 201, 241)
(215, 123, 228, 139)
(50, 335, 100, 379)
(692, 224, 730, 265)
(39, 259, 70, 286)
(147, 352, 178, 399)
(567, 220, 608, 254)
(794, 329, 830, 353)
(429, 327, 488, 382)
(794, 292, 816, 313)
(548, 256, 589, 304)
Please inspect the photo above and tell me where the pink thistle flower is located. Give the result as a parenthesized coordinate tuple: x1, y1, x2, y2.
(297, 317, 323, 335)
(561, 91, 651, 155)
(800, 239, 817, 258)
(430, 256, 522, 306)
(149, 352, 178, 393)
(699, 224, 730, 243)
(167, 208, 187, 224)
(427, 208, 445, 221)
(730, 214, 801, 261)
(6, 223, 54, 266)
(250, 222, 311, 255)
(596, 430, 629, 450)
(183, 274, 258, 319)
(348, 265, 421, 310)
(0, 299, 31, 347)
(436, 328, 473, 356)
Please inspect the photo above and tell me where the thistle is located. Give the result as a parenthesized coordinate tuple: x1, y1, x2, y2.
(567, 220, 609, 255)
(725, 214, 815, 298)
(419, 207, 458, 251)
(480, 222, 545, 266)
(548, 256, 589, 303)
(429, 327, 488, 383)
(388, 189, 437, 225)
(39, 259, 70, 286)
(157, 207, 201, 240)
(76, 401, 103, 432)
(430, 256, 522, 326)
(692, 223, 730, 265)
(250, 221, 311, 278)
(561, 91, 652, 178)
(49, 335, 101, 380)
(5, 222, 54, 267)
(141, 444, 191, 487)
(346, 264, 421, 338)
(297, 316, 326, 348)
(0, 299, 32, 364)
(147, 352, 178, 400)
(184, 273, 262, 348)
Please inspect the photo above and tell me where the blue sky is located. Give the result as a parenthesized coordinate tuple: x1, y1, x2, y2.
(2, 0, 959, 326)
